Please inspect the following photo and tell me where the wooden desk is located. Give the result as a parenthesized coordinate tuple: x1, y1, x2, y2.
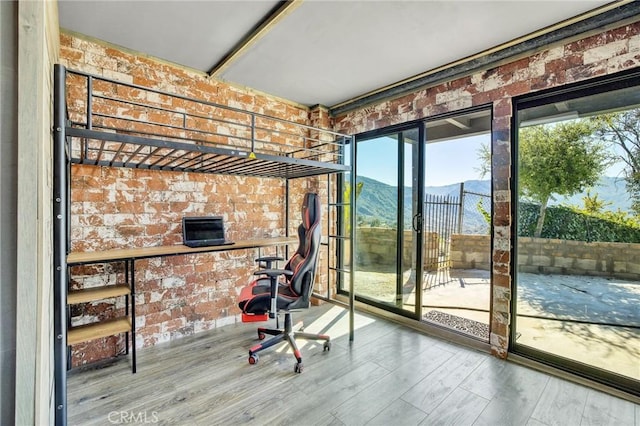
(67, 237, 297, 265)
(66, 237, 297, 373)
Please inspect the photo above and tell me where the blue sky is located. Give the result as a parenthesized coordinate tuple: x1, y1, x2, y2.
(356, 132, 626, 188)
(357, 134, 489, 187)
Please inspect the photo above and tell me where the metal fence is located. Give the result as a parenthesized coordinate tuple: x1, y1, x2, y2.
(423, 182, 490, 289)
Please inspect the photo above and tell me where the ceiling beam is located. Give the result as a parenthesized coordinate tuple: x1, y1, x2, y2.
(445, 117, 471, 129)
(208, 0, 303, 78)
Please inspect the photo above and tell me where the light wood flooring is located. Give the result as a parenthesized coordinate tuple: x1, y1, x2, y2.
(67, 304, 640, 426)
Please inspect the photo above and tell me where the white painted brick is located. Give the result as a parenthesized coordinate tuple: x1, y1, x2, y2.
(470, 72, 485, 89)
(445, 96, 472, 111)
(161, 276, 185, 289)
(103, 213, 133, 226)
(483, 75, 502, 92)
(607, 51, 640, 72)
(494, 190, 510, 203)
(584, 39, 627, 64)
(493, 228, 510, 251)
(102, 68, 134, 84)
(135, 315, 145, 328)
(546, 46, 564, 61)
(527, 59, 546, 78)
(162, 318, 186, 333)
(149, 290, 166, 303)
(170, 181, 198, 192)
(629, 34, 640, 52)
(83, 226, 116, 239)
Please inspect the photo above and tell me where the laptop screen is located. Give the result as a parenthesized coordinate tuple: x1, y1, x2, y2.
(183, 216, 226, 246)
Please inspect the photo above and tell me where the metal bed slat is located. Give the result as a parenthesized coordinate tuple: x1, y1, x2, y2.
(193, 154, 246, 173)
(108, 141, 128, 167)
(174, 152, 220, 171)
(94, 140, 106, 165)
(148, 148, 178, 168)
(67, 129, 349, 178)
(123, 144, 147, 167)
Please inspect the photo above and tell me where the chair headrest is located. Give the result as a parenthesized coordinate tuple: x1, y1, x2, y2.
(302, 192, 320, 229)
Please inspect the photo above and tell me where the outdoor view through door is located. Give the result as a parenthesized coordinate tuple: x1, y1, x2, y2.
(349, 108, 492, 341)
(514, 71, 640, 396)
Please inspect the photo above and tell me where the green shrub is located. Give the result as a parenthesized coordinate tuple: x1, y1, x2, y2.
(518, 202, 640, 243)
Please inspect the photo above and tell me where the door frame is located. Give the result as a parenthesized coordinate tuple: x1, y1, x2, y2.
(345, 120, 426, 320)
(510, 67, 640, 397)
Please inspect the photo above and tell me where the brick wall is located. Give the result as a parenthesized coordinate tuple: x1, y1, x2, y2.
(334, 21, 640, 358)
(60, 33, 327, 366)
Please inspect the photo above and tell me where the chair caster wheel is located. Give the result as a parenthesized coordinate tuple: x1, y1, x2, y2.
(258, 332, 265, 340)
(323, 341, 331, 352)
(249, 354, 259, 365)
(294, 363, 303, 373)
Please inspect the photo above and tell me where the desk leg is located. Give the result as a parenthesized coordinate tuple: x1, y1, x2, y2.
(124, 260, 130, 356)
(130, 259, 137, 374)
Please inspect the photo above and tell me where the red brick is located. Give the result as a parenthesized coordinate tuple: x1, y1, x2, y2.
(491, 273, 509, 289)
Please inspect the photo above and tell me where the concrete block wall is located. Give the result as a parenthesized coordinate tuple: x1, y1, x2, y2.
(334, 21, 640, 358)
(453, 233, 640, 280)
(518, 237, 640, 280)
(450, 234, 492, 270)
(60, 32, 328, 366)
(356, 228, 439, 270)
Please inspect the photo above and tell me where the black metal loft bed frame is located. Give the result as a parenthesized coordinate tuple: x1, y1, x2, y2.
(52, 64, 357, 426)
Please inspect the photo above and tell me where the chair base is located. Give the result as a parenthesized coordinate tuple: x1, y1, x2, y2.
(247, 311, 330, 373)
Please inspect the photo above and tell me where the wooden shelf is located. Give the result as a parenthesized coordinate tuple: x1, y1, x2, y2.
(68, 284, 130, 304)
(68, 317, 132, 346)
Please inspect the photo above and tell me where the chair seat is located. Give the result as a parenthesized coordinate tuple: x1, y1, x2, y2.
(238, 280, 300, 314)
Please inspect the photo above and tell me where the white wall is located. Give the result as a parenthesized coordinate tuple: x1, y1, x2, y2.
(14, 1, 59, 424)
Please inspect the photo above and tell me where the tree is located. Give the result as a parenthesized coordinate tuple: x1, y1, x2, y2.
(519, 120, 609, 237)
(582, 189, 611, 214)
(343, 181, 363, 233)
(475, 142, 491, 179)
(592, 109, 640, 215)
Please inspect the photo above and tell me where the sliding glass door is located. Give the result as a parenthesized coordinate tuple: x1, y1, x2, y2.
(352, 124, 424, 317)
(513, 70, 640, 396)
(346, 108, 493, 334)
(421, 108, 492, 341)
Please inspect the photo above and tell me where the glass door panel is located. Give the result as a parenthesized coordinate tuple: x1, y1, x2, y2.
(353, 125, 423, 317)
(514, 79, 640, 395)
(421, 109, 492, 341)
(354, 135, 399, 305)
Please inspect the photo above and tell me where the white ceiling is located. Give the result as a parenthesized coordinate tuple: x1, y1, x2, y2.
(58, 0, 620, 109)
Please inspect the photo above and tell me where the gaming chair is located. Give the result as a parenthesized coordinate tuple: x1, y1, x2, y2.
(237, 192, 330, 373)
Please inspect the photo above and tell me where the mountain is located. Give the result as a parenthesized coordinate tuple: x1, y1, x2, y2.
(551, 176, 632, 212)
(353, 175, 633, 233)
(354, 176, 491, 233)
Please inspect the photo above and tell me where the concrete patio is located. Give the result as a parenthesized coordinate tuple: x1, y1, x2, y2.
(355, 268, 640, 380)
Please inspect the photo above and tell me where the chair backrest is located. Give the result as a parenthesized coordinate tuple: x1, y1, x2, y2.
(284, 192, 321, 308)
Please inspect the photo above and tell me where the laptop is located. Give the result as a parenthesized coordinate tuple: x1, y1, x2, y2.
(182, 216, 235, 248)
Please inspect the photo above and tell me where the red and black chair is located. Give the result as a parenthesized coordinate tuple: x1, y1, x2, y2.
(238, 192, 330, 373)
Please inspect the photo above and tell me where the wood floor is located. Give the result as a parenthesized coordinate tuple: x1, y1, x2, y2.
(67, 304, 639, 426)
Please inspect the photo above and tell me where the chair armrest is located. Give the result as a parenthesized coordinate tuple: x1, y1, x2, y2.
(255, 256, 285, 269)
(252, 269, 292, 318)
(253, 269, 293, 278)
